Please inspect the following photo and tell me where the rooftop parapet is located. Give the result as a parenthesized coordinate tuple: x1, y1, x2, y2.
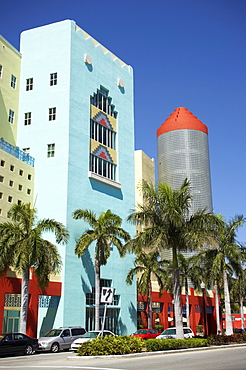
(0, 137, 35, 167)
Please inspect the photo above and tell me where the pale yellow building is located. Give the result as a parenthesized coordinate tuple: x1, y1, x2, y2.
(0, 35, 21, 146)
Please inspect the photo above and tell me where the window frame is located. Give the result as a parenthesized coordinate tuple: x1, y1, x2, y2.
(24, 112, 32, 126)
(50, 72, 57, 86)
(8, 109, 15, 124)
(48, 107, 56, 121)
(26, 78, 33, 91)
(11, 75, 16, 89)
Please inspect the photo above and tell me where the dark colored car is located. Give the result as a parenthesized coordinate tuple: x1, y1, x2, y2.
(131, 329, 160, 340)
(0, 333, 38, 356)
(233, 328, 246, 334)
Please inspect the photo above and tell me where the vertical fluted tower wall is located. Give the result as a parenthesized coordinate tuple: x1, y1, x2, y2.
(157, 107, 213, 215)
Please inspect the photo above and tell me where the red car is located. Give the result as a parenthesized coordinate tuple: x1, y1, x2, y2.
(131, 329, 159, 340)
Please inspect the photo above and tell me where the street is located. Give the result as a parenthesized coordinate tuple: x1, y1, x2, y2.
(1, 346, 246, 370)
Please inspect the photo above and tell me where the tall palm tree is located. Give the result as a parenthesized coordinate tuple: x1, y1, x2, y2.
(73, 209, 131, 331)
(0, 203, 69, 334)
(178, 254, 203, 329)
(194, 215, 245, 335)
(230, 268, 246, 331)
(127, 179, 219, 339)
(126, 250, 167, 329)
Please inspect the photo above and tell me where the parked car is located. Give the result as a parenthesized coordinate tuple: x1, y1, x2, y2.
(131, 329, 160, 340)
(0, 333, 38, 356)
(70, 330, 115, 351)
(38, 327, 86, 352)
(156, 327, 194, 339)
(233, 328, 246, 334)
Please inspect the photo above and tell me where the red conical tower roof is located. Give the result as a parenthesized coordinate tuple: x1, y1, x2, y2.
(157, 107, 208, 137)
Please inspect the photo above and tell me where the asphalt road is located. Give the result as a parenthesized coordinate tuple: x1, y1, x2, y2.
(0, 345, 246, 370)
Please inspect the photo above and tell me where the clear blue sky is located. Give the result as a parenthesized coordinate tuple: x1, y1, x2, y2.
(1, 0, 246, 241)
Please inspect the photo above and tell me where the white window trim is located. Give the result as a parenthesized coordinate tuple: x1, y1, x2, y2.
(88, 171, 121, 189)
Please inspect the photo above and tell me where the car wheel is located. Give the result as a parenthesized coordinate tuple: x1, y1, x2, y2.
(51, 342, 60, 353)
(25, 344, 33, 355)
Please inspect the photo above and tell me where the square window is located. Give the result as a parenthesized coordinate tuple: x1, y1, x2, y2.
(10, 165, 14, 171)
(47, 143, 55, 158)
(26, 78, 33, 91)
(18, 184, 23, 191)
(23, 148, 30, 153)
(49, 107, 56, 121)
(0, 176, 4, 182)
(28, 174, 32, 180)
(27, 189, 31, 195)
(1, 160, 5, 167)
(8, 196, 13, 203)
(11, 75, 16, 89)
(24, 112, 32, 125)
(50, 72, 57, 86)
(18, 200, 22, 205)
(9, 180, 13, 187)
(0, 65, 2, 78)
(9, 109, 15, 124)
(19, 170, 23, 176)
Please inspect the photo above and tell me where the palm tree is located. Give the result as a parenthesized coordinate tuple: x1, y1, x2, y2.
(0, 203, 69, 334)
(127, 179, 219, 339)
(126, 250, 167, 329)
(178, 254, 203, 329)
(73, 209, 131, 331)
(230, 267, 246, 331)
(194, 215, 245, 335)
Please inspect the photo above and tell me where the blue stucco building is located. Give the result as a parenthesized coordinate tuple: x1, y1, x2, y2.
(17, 20, 136, 335)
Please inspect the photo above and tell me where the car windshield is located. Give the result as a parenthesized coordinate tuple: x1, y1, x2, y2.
(82, 332, 100, 338)
(44, 329, 62, 337)
(162, 329, 176, 335)
(134, 330, 148, 334)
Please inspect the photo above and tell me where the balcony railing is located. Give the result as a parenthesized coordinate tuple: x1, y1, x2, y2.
(0, 138, 35, 167)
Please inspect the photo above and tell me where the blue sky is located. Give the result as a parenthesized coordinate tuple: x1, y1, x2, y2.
(1, 0, 246, 241)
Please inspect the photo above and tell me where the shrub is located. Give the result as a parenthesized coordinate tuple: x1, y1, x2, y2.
(145, 338, 208, 352)
(154, 325, 164, 333)
(207, 333, 246, 345)
(76, 335, 145, 356)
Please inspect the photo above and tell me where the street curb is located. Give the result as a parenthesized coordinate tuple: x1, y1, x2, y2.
(67, 343, 246, 360)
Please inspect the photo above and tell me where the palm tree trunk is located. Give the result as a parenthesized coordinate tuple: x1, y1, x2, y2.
(20, 267, 30, 334)
(95, 258, 100, 331)
(173, 246, 184, 339)
(214, 283, 221, 334)
(147, 281, 153, 329)
(185, 278, 190, 328)
(240, 295, 245, 331)
(223, 269, 233, 335)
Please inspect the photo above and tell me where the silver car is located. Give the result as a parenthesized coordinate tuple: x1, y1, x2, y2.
(38, 327, 86, 352)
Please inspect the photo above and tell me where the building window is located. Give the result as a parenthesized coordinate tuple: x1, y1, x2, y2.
(90, 154, 116, 181)
(0, 65, 2, 78)
(10, 165, 14, 171)
(19, 169, 23, 176)
(1, 160, 5, 167)
(90, 88, 117, 118)
(26, 78, 33, 91)
(49, 107, 56, 121)
(18, 184, 23, 191)
(11, 75, 16, 89)
(0, 192, 3, 199)
(47, 143, 55, 158)
(8, 196, 13, 203)
(0, 209, 2, 216)
(23, 148, 30, 153)
(27, 189, 31, 195)
(50, 73, 57, 86)
(24, 112, 32, 125)
(90, 119, 116, 150)
(8, 110, 15, 124)
(9, 180, 13, 187)
(0, 176, 4, 182)
(27, 174, 32, 180)
(18, 200, 22, 205)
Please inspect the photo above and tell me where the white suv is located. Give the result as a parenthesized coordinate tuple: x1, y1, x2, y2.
(156, 327, 194, 339)
(38, 327, 86, 352)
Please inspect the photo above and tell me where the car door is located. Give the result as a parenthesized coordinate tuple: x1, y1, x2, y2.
(148, 330, 158, 339)
(0, 334, 14, 356)
(13, 333, 27, 354)
(60, 329, 72, 349)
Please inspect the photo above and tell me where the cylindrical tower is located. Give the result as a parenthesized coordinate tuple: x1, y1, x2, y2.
(157, 107, 212, 214)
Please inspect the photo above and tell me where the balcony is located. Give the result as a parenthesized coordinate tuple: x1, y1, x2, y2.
(0, 138, 35, 167)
